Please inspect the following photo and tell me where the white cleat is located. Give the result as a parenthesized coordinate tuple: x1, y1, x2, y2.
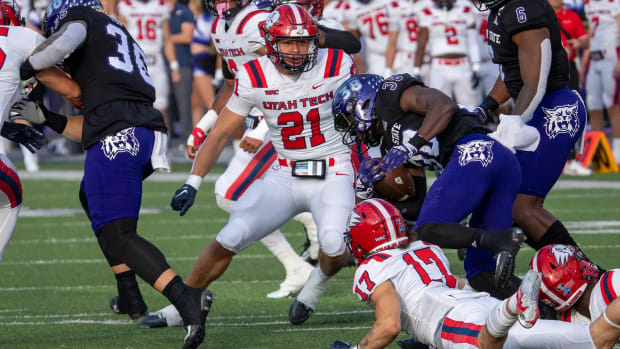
(267, 262, 314, 299)
(516, 270, 542, 329)
(563, 160, 592, 176)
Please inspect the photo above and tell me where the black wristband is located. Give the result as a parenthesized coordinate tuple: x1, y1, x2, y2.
(481, 95, 500, 113)
(20, 59, 36, 80)
(40, 104, 68, 134)
(409, 134, 428, 149)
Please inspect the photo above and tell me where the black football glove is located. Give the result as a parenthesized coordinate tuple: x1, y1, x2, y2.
(0, 122, 45, 153)
(330, 340, 354, 349)
(170, 184, 198, 216)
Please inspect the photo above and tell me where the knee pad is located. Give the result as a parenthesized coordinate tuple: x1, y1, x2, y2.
(318, 227, 346, 257)
(216, 218, 251, 254)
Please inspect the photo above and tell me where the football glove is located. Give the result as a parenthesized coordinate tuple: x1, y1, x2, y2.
(381, 145, 413, 173)
(330, 340, 354, 349)
(10, 99, 47, 124)
(19, 77, 45, 101)
(358, 157, 385, 189)
(488, 114, 540, 153)
(0, 122, 45, 153)
(170, 184, 198, 216)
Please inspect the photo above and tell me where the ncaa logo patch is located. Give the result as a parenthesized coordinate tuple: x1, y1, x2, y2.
(101, 127, 140, 160)
(543, 102, 580, 139)
(457, 140, 494, 167)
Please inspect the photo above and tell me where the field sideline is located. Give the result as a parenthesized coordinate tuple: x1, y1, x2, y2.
(1, 167, 619, 348)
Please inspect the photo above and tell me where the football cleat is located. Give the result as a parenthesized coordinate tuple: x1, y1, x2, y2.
(288, 299, 313, 325)
(469, 270, 521, 299)
(109, 295, 148, 320)
(494, 227, 525, 288)
(182, 289, 214, 349)
(516, 270, 542, 329)
(267, 262, 314, 299)
(300, 236, 319, 266)
(138, 312, 168, 328)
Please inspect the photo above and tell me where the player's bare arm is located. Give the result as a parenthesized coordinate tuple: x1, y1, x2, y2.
(590, 298, 620, 349)
(399, 84, 458, 141)
(511, 27, 551, 120)
(35, 67, 81, 105)
(357, 281, 401, 349)
(413, 26, 428, 69)
(191, 108, 245, 178)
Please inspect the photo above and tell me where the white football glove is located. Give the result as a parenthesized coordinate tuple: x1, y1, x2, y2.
(186, 109, 218, 148)
(10, 99, 47, 124)
(488, 114, 540, 153)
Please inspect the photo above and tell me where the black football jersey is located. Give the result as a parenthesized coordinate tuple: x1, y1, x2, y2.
(374, 74, 489, 167)
(58, 6, 166, 147)
(486, 0, 569, 99)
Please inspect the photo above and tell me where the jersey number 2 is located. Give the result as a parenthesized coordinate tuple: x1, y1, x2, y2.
(105, 23, 154, 87)
(278, 108, 325, 149)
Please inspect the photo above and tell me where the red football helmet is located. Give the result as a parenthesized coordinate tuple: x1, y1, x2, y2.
(0, 0, 22, 26)
(272, 0, 324, 20)
(530, 244, 599, 312)
(263, 4, 320, 73)
(346, 198, 408, 263)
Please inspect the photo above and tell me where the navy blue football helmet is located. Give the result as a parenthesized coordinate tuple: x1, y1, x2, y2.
(44, 0, 103, 36)
(333, 74, 383, 147)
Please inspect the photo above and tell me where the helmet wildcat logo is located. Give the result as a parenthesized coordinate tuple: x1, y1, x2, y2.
(551, 245, 573, 267)
(101, 128, 140, 160)
(543, 102, 580, 139)
(457, 140, 494, 167)
(264, 10, 280, 32)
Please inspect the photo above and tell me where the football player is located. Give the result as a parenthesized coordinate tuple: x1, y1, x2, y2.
(389, 0, 420, 75)
(17, 0, 212, 347)
(117, 0, 172, 121)
(332, 73, 539, 297)
(343, 0, 400, 76)
(166, 4, 357, 328)
(0, 0, 75, 260)
(330, 199, 620, 349)
(530, 244, 620, 348)
(414, 0, 481, 106)
(583, 0, 620, 163)
(472, 0, 593, 294)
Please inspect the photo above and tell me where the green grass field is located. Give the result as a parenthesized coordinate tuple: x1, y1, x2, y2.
(1, 168, 620, 348)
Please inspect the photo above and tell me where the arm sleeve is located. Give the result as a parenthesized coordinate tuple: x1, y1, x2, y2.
(318, 24, 361, 54)
(225, 71, 254, 116)
(28, 21, 87, 70)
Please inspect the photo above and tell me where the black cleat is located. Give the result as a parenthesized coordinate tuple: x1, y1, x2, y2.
(469, 270, 521, 299)
(138, 313, 169, 328)
(288, 299, 313, 325)
(109, 295, 148, 320)
(300, 236, 318, 266)
(494, 228, 525, 288)
(182, 289, 214, 349)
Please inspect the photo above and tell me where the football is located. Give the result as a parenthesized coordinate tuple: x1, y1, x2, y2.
(374, 163, 416, 202)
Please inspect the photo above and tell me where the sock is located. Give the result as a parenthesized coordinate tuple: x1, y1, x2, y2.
(296, 267, 330, 310)
(260, 230, 304, 274)
(114, 270, 145, 313)
(162, 276, 203, 326)
(416, 222, 484, 249)
(486, 299, 517, 338)
(507, 293, 518, 314)
(526, 220, 578, 250)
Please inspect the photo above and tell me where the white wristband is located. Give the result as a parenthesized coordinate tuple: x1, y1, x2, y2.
(196, 109, 218, 133)
(604, 309, 620, 329)
(186, 174, 203, 190)
(170, 61, 179, 70)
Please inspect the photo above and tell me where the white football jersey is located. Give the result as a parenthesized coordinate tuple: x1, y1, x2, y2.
(0, 26, 44, 128)
(211, 3, 269, 77)
(343, 0, 400, 55)
(418, 2, 475, 57)
(117, 0, 169, 57)
(323, 0, 356, 25)
(395, 1, 421, 54)
(474, 10, 491, 62)
(226, 48, 354, 160)
(558, 269, 620, 325)
(353, 241, 485, 345)
(585, 0, 620, 56)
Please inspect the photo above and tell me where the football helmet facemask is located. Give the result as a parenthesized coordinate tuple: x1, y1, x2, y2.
(345, 198, 408, 263)
(263, 4, 320, 73)
(530, 244, 599, 312)
(206, 0, 252, 19)
(0, 0, 22, 26)
(332, 74, 383, 147)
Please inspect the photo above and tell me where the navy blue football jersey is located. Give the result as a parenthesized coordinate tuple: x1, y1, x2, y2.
(486, 0, 569, 99)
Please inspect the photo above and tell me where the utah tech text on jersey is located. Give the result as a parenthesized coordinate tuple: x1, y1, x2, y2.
(262, 91, 334, 110)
